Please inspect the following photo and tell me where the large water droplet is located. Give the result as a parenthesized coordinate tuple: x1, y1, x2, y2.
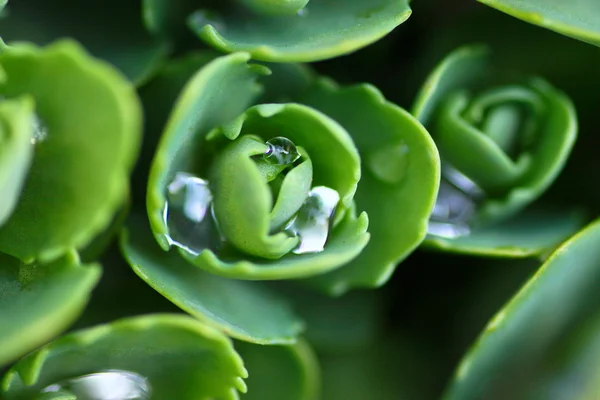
(367, 142, 409, 184)
(163, 172, 223, 255)
(428, 165, 484, 239)
(31, 114, 48, 144)
(285, 186, 340, 254)
(264, 137, 301, 166)
(41, 370, 150, 400)
(188, 10, 226, 32)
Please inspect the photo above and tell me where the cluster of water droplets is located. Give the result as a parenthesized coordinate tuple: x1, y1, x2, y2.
(41, 370, 151, 400)
(31, 114, 48, 145)
(163, 136, 339, 257)
(428, 164, 485, 238)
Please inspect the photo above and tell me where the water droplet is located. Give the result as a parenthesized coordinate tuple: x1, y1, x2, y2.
(366, 142, 409, 184)
(264, 137, 301, 166)
(31, 114, 48, 144)
(189, 10, 226, 32)
(428, 165, 485, 239)
(297, 8, 309, 17)
(163, 172, 223, 255)
(285, 186, 339, 254)
(41, 370, 151, 400)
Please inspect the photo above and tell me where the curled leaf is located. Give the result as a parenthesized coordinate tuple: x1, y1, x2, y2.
(2, 314, 248, 400)
(412, 45, 580, 257)
(179, 0, 412, 62)
(0, 40, 142, 263)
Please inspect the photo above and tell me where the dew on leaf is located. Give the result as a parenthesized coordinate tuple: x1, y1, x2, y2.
(31, 114, 48, 144)
(428, 165, 484, 239)
(163, 172, 223, 255)
(41, 370, 151, 400)
(264, 136, 301, 166)
(285, 186, 340, 254)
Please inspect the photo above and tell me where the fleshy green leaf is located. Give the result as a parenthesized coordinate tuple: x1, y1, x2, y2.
(239, 0, 309, 16)
(147, 53, 369, 281)
(120, 215, 304, 345)
(479, 0, 600, 47)
(2, 314, 248, 400)
(444, 219, 600, 399)
(0, 95, 34, 227)
(0, 0, 167, 85)
(412, 44, 579, 256)
(299, 78, 439, 294)
(237, 340, 319, 400)
(209, 103, 361, 260)
(147, 52, 268, 251)
(424, 208, 586, 257)
(188, 0, 412, 62)
(0, 251, 101, 367)
(0, 40, 142, 263)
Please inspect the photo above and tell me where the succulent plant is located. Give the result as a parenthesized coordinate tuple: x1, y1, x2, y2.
(1, 0, 600, 398)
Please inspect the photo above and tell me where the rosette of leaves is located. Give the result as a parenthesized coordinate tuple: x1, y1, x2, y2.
(120, 51, 438, 397)
(0, 40, 141, 364)
(444, 219, 600, 399)
(143, 0, 412, 62)
(412, 44, 583, 257)
(1, 314, 248, 400)
(478, 0, 600, 47)
(0, 0, 168, 85)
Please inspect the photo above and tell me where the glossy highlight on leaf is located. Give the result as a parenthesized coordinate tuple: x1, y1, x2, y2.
(0, 251, 101, 367)
(2, 314, 248, 400)
(0, 40, 142, 263)
(479, 0, 600, 47)
(187, 0, 412, 62)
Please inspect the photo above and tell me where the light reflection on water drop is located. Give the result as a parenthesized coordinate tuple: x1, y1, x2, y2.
(285, 186, 340, 254)
(41, 370, 150, 400)
(428, 165, 484, 239)
(264, 136, 301, 166)
(31, 114, 48, 144)
(163, 172, 223, 255)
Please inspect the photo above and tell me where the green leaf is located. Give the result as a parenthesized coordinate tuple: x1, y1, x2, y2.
(0, 251, 101, 367)
(120, 215, 304, 345)
(239, 0, 310, 15)
(443, 219, 600, 399)
(237, 340, 319, 400)
(299, 78, 439, 294)
(412, 45, 579, 256)
(188, 0, 412, 62)
(479, 0, 600, 47)
(147, 52, 268, 251)
(0, 40, 142, 263)
(424, 208, 586, 258)
(0, 95, 34, 227)
(147, 53, 369, 281)
(2, 314, 248, 400)
(0, 0, 168, 85)
(209, 103, 361, 260)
